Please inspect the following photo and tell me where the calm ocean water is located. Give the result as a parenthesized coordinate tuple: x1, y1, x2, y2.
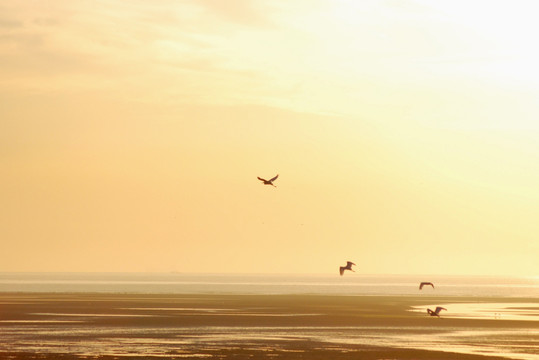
(1, 272, 538, 297)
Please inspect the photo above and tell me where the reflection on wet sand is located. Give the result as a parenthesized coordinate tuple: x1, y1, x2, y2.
(0, 293, 537, 360)
(410, 302, 539, 321)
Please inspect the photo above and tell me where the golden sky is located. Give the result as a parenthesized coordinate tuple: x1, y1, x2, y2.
(1, 0, 538, 276)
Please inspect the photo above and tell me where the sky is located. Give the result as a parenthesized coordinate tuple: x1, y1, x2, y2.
(1, 0, 538, 276)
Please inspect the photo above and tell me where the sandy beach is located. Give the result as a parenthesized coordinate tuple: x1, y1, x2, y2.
(1, 293, 537, 359)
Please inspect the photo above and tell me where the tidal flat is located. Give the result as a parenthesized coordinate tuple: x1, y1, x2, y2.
(0, 293, 538, 359)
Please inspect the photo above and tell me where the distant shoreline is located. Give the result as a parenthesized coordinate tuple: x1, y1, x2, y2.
(1, 273, 538, 297)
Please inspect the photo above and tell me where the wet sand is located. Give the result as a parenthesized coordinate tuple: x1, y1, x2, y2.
(0, 293, 537, 359)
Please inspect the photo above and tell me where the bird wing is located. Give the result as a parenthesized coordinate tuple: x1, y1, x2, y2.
(339, 267, 345, 276)
(347, 261, 355, 267)
(435, 306, 446, 314)
(257, 177, 267, 182)
(269, 174, 279, 182)
(419, 283, 424, 290)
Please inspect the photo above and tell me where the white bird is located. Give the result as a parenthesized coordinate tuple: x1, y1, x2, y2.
(339, 261, 356, 276)
(257, 174, 279, 187)
(419, 282, 434, 290)
(427, 306, 447, 317)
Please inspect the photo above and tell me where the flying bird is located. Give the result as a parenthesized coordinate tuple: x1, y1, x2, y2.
(419, 282, 434, 290)
(257, 174, 279, 187)
(339, 261, 356, 276)
(427, 306, 447, 317)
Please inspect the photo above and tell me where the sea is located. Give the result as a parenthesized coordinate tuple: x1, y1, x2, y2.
(1, 273, 538, 359)
(1, 272, 538, 297)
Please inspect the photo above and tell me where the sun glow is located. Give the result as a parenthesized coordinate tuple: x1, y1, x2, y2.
(1, 0, 538, 275)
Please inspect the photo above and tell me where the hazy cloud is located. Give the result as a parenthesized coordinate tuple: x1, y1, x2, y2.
(189, 0, 276, 27)
(0, 18, 23, 28)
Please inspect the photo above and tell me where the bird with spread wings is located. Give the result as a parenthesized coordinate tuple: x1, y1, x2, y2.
(257, 174, 279, 187)
(339, 261, 356, 276)
(427, 306, 447, 317)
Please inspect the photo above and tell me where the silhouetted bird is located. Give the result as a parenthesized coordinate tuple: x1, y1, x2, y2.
(339, 261, 356, 276)
(419, 282, 434, 290)
(427, 306, 446, 317)
(257, 174, 279, 187)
